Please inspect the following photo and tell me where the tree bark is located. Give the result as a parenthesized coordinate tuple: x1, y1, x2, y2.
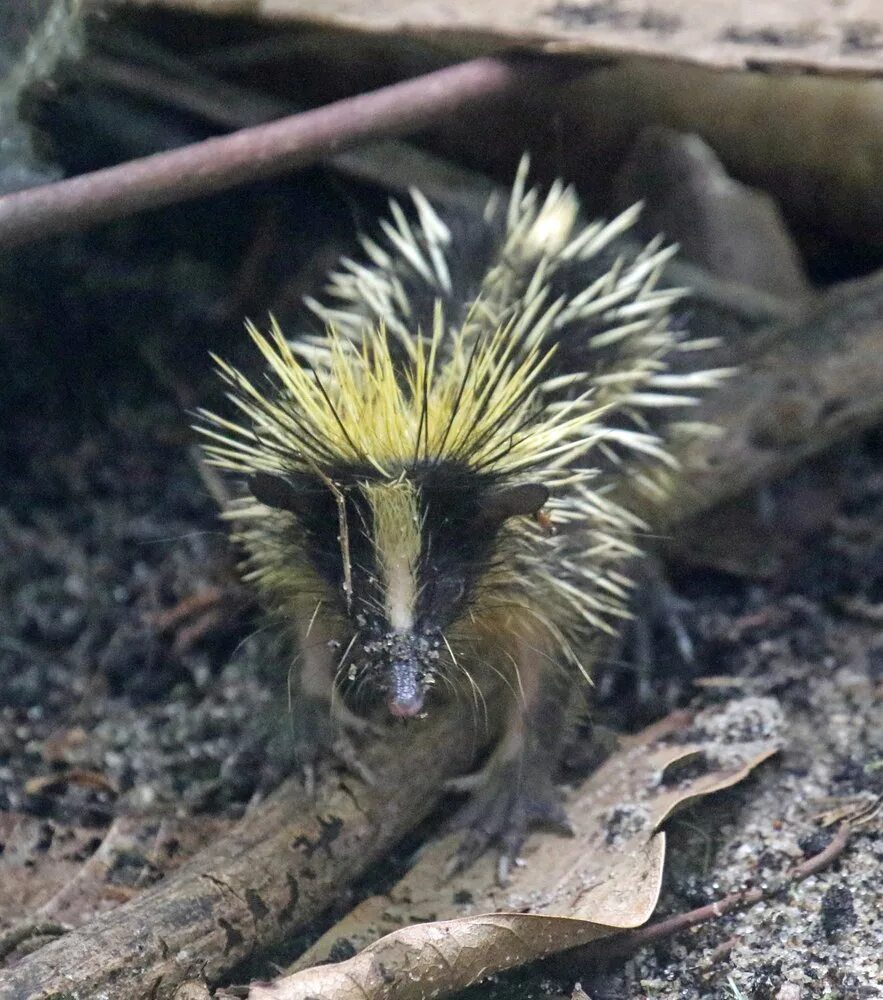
(0, 709, 494, 1000)
(662, 269, 883, 526)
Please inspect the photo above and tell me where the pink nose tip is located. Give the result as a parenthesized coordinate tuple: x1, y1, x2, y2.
(387, 692, 424, 718)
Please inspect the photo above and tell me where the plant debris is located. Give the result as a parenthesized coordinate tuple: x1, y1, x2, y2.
(115, 0, 883, 76)
(254, 703, 779, 1000)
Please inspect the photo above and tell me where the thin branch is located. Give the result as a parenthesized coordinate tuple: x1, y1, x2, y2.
(0, 56, 536, 249)
(790, 822, 853, 879)
(79, 53, 282, 130)
(571, 822, 853, 962)
(75, 32, 501, 211)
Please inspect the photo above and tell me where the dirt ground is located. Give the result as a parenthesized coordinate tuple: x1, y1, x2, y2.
(0, 54, 881, 998)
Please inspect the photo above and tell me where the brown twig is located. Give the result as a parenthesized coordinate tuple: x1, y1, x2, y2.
(80, 53, 282, 131)
(78, 37, 501, 214)
(148, 586, 229, 633)
(0, 56, 535, 249)
(790, 823, 852, 879)
(572, 822, 852, 962)
(705, 935, 738, 965)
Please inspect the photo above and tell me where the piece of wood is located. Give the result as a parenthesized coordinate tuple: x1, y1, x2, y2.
(0, 707, 496, 1000)
(77, 50, 497, 213)
(0, 56, 539, 249)
(662, 269, 883, 528)
(114, 0, 883, 77)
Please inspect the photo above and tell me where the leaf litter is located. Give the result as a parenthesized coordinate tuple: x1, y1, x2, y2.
(246, 699, 782, 1000)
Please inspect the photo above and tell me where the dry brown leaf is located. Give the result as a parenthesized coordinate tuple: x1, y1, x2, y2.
(814, 793, 883, 829)
(117, 0, 883, 77)
(250, 698, 782, 1000)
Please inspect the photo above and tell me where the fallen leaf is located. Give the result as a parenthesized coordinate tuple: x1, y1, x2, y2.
(251, 698, 782, 1000)
(116, 0, 883, 77)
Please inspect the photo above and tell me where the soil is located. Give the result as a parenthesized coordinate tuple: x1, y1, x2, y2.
(0, 169, 375, 937)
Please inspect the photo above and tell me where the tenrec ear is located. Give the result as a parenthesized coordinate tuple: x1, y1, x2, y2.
(249, 472, 315, 515)
(480, 483, 549, 523)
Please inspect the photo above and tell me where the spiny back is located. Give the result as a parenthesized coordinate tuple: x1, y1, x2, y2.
(198, 163, 730, 655)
